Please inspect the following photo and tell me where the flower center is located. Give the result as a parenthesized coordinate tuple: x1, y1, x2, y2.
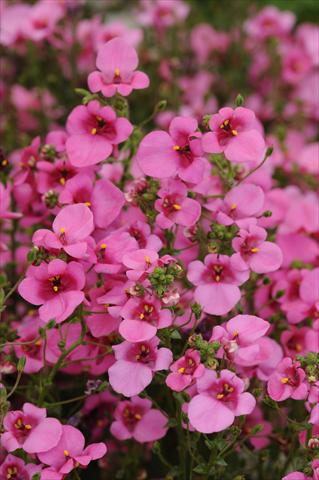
(49, 275, 62, 293)
(6, 466, 18, 479)
(212, 264, 223, 282)
(14, 417, 32, 431)
(219, 119, 238, 136)
(216, 382, 234, 400)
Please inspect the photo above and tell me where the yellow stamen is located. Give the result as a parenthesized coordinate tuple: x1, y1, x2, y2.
(230, 203, 237, 210)
(100, 243, 107, 250)
(231, 129, 238, 136)
(24, 424, 32, 430)
(295, 343, 302, 352)
(115, 67, 120, 77)
(60, 227, 65, 234)
(84, 201, 91, 207)
(59, 177, 66, 185)
(53, 286, 59, 292)
(141, 345, 147, 352)
(35, 339, 42, 346)
(2, 159, 8, 166)
(173, 203, 182, 211)
(251, 247, 259, 253)
(135, 413, 142, 420)
(233, 330, 238, 338)
(224, 119, 229, 126)
(215, 275, 220, 282)
(145, 255, 150, 264)
(139, 313, 145, 320)
(64, 449, 69, 457)
(281, 377, 289, 384)
(178, 367, 185, 374)
(173, 145, 181, 151)
(91, 127, 97, 135)
(217, 393, 224, 399)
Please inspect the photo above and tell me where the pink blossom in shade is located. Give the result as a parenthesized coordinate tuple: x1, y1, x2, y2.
(210, 314, 270, 367)
(255, 338, 283, 382)
(202, 107, 266, 164)
(166, 349, 205, 392)
(126, 220, 163, 251)
(310, 404, 319, 426)
(108, 337, 172, 397)
(281, 327, 319, 358)
(59, 174, 125, 229)
(187, 253, 249, 316)
(94, 231, 138, 275)
(33, 203, 94, 259)
(188, 369, 256, 434)
(38, 425, 106, 475)
(244, 6, 295, 40)
(137, 0, 189, 32)
(244, 406, 272, 450)
(277, 233, 319, 269)
(66, 100, 133, 167)
(283, 472, 311, 480)
(155, 179, 201, 229)
(21, 0, 64, 42)
(119, 295, 173, 342)
(281, 46, 312, 85)
(0, 454, 41, 480)
(298, 143, 319, 175)
(206, 184, 265, 227)
(1, 403, 62, 454)
(122, 248, 159, 281)
(35, 158, 80, 194)
(190, 24, 230, 64)
(88, 37, 149, 98)
(110, 396, 168, 443)
(299, 268, 319, 318)
(0, 183, 22, 219)
(18, 259, 85, 324)
(231, 225, 283, 274)
(137, 116, 206, 183)
(267, 358, 309, 402)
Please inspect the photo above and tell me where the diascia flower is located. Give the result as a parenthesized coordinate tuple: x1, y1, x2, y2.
(88, 37, 150, 97)
(18, 259, 85, 324)
(110, 396, 168, 443)
(187, 253, 249, 315)
(267, 358, 309, 401)
(33, 203, 94, 259)
(66, 100, 133, 167)
(137, 116, 206, 183)
(202, 107, 266, 164)
(188, 369, 256, 433)
(0, 454, 41, 480)
(166, 349, 205, 392)
(1, 403, 62, 454)
(108, 337, 172, 397)
(38, 424, 106, 476)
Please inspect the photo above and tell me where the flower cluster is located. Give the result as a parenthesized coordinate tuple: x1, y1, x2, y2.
(0, 1, 318, 479)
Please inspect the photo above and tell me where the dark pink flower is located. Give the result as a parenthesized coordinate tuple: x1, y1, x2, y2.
(66, 100, 133, 167)
(166, 349, 205, 392)
(202, 107, 265, 164)
(188, 369, 256, 433)
(18, 259, 85, 324)
(110, 396, 168, 443)
(88, 37, 149, 97)
(1, 403, 62, 454)
(267, 357, 308, 401)
(0, 454, 41, 480)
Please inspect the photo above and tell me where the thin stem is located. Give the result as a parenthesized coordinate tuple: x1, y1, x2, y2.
(7, 370, 23, 399)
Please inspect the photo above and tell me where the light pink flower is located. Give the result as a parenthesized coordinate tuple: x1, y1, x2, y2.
(18, 259, 85, 324)
(66, 100, 133, 167)
(33, 203, 94, 259)
(188, 369, 256, 433)
(202, 107, 265, 164)
(38, 425, 106, 475)
(1, 403, 62, 454)
(166, 349, 205, 392)
(122, 248, 159, 281)
(110, 396, 168, 443)
(88, 37, 149, 97)
(108, 337, 172, 397)
(187, 253, 249, 315)
(244, 6, 295, 40)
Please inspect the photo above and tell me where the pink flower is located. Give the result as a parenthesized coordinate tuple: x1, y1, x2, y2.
(231, 224, 283, 274)
(38, 425, 106, 475)
(202, 107, 265, 164)
(267, 357, 308, 401)
(166, 349, 205, 392)
(59, 174, 125, 229)
(94, 231, 138, 274)
(21, 0, 64, 42)
(66, 100, 133, 167)
(18, 259, 85, 324)
(0, 454, 41, 480)
(155, 179, 201, 229)
(187, 253, 249, 315)
(1, 403, 62, 454)
(88, 38, 149, 97)
(207, 184, 265, 226)
(122, 248, 159, 281)
(0, 183, 22, 219)
(137, 0, 189, 32)
(137, 116, 206, 183)
(119, 295, 173, 342)
(108, 337, 172, 397)
(110, 396, 168, 443)
(210, 314, 270, 366)
(244, 6, 295, 40)
(188, 369, 256, 433)
(33, 203, 94, 259)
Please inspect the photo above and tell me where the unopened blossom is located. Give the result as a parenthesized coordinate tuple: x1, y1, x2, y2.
(166, 349, 205, 391)
(66, 100, 133, 167)
(88, 37, 149, 97)
(108, 337, 172, 397)
(188, 369, 256, 433)
(18, 259, 85, 324)
(1, 403, 62, 454)
(110, 396, 168, 443)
